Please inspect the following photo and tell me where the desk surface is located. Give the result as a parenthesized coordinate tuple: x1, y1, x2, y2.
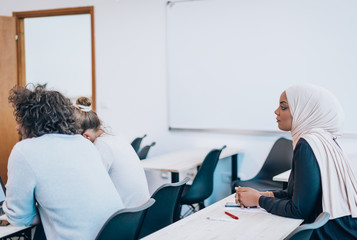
(273, 170, 290, 183)
(141, 147, 242, 173)
(273, 157, 357, 183)
(0, 225, 31, 238)
(0, 215, 32, 238)
(142, 194, 302, 240)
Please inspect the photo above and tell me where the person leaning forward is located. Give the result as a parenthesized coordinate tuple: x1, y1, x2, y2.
(3, 85, 124, 240)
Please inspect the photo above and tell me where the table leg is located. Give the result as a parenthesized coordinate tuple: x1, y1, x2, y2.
(171, 172, 179, 183)
(231, 154, 239, 182)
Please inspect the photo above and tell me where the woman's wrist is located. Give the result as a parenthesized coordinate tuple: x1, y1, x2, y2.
(259, 191, 274, 198)
(256, 195, 262, 207)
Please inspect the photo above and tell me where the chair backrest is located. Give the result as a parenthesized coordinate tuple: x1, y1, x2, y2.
(284, 212, 330, 240)
(255, 138, 293, 180)
(138, 142, 156, 160)
(181, 145, 226, 203)
(95, 198, 155, 240)
(131, 134, 147, 153)
(139, 177, 190, 238)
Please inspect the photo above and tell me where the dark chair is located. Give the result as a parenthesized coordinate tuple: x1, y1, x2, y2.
(232, 137, 293, 192)
(179, 145, 226, 217)
(33, 223, 46, 240)
(131, 134, 147, 153)
(95, 198, 155, 240)
(284, 212, 330, 240)
(138, 142, 156, 160)
(139, 177, 190, 238)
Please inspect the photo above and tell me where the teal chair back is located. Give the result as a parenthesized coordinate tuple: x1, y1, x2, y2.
(131, 134, 147, 153)
(95, 198, 155, 240)
(139, 177, 190, 238)
(284, 212, 330, 240)
(181, 145, 226, 206)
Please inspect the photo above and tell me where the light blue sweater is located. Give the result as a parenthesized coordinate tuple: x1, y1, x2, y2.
(3, 134, 124, 240)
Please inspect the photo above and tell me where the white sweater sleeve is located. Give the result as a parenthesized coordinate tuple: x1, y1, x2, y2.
(3, 145, 38, 226)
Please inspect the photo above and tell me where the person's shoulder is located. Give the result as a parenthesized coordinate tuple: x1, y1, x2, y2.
(295, 138, 317, 161)
(295, 138, 315, 157)
(11, 139, 29, 152)
(9, 137, 40, 160)
(97, 133, 129, 144)
(94, 133, 114, 150)
(13, 136, 40, 149)
(296, 138, 311, 149)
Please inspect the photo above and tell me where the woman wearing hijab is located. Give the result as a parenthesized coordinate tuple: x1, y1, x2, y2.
(235, 84, 357, 239)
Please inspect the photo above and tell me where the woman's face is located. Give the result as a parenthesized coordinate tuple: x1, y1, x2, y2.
(274, 91, 292, 131)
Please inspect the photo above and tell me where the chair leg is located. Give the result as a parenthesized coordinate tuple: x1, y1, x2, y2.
(33, 223, 46, 240)
(198, 202, 205, 210)
(180, 204, 198, 218)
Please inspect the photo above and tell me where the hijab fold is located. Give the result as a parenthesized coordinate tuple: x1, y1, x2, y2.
(286, 84, 357, 219)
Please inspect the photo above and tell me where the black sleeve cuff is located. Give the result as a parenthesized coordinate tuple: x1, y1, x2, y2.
(272, 190, 288, 199)
(259, 196, 276, 212)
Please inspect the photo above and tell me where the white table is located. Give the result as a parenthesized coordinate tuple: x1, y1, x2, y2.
(273, 170, 290, 183)
(141, 147, 242, 183)
(0, 215, 33, 239)
(0, 225, 32, 239)
(141, 194, 303, 240)
(273, 158, 357, 183)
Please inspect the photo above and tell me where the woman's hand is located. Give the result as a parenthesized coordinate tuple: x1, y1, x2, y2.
(235, 187, 261, 208)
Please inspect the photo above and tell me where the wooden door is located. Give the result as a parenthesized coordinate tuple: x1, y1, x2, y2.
(0, 16, 18, 183)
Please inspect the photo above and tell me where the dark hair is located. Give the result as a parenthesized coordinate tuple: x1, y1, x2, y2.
(8, 85, 78, 138)
(73, 97, 101, 134)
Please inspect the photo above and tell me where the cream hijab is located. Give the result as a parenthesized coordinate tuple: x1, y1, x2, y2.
(286, 84, 357, 219)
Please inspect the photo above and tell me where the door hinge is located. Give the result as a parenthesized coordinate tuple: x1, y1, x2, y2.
(15, 35, 18, 41)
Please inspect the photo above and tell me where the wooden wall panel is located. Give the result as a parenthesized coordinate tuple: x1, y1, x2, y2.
(0, 16, 18, 183)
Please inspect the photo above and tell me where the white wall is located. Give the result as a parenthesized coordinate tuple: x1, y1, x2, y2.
(2, 0, 357, 201)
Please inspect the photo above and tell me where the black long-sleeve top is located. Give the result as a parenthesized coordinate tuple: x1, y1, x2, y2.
(259, 138, 357, 239)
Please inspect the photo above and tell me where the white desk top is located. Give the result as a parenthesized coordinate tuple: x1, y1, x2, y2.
(273, 157, 357, 183)
(0, 225, 31, 238)
(141, 147, 242, 173)
(141, 194, 303, 240)
(0, 215, 32, 238)
(273, 170, 290, 183)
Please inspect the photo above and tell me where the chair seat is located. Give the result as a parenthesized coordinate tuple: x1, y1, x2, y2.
(232, 179, 284, 192)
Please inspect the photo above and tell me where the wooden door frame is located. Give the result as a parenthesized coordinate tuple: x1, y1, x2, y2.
(12, 6, 96, 110)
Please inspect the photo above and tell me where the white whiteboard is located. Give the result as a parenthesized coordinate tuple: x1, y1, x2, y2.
(167, 0, 357, 134)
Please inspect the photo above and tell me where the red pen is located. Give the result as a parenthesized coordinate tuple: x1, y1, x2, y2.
(224, 211, 239, 220)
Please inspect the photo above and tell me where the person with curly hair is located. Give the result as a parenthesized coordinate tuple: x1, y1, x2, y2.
(3, 85, 124, 239)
